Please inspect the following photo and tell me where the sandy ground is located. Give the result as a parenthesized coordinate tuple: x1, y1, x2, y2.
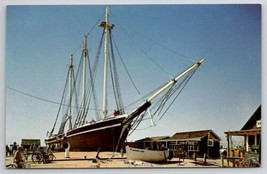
(5, 151, 226, 169)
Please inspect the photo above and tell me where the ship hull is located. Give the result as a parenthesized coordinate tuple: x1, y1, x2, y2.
(45, 115, 130, 152)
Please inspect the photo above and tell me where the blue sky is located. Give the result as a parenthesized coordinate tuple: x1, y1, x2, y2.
(6, 4, 261, 146)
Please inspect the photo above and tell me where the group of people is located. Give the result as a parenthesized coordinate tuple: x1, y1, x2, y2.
(6, 142, 25, 168)
(6, 142, 41, 168)
(6, 142, 19, 157)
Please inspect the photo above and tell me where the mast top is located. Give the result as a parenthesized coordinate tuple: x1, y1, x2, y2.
(69, 54, 74, 67)
(99, 7, 115, 30)
(83, 35, 88, 49)
(197, 58, 205, 66)
(105, 7, 110, 22)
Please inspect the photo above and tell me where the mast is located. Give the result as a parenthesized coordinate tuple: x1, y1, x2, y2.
(82, 35, 88, 119)
(68, 54, 74, 130)
(102, 7, 111, 117)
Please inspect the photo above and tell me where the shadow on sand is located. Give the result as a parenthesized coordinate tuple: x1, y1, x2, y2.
(190, 161, 218, 167)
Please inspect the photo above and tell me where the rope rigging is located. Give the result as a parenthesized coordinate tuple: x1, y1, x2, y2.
(109, 29, 125, 114)
(7, 86, 125, 112)
(73, 52, 85, 128)
(69, 12, 105, 59)
(112, 17, 173, 79)
(127, 64, 199, 134)
(109, 15, 202, 132)
(85, 29, 106, 120)
(73, 51, 87, 128)
(51, 64, 71, 136)
(110, 13, 197, 64)
(128, 27, 197, 63)
(81, 29, 106, 124)
(156, 70, 196, 121)
(111, 33, 142, 97)
(86, 12, 105, 37)
(8, 9, 203, 140)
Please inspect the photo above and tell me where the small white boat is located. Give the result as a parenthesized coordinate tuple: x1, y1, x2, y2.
(125, 145, 170, 162)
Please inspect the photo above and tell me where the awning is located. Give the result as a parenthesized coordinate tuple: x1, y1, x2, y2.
(225, 129, 261, 136)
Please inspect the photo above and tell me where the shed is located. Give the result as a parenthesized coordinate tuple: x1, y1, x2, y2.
(168, 129, 221, 158)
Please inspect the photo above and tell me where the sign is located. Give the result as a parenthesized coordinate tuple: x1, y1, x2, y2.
(256, 120, 261, 128)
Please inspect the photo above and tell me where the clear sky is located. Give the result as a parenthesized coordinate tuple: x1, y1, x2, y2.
(5, 4, 261, 147)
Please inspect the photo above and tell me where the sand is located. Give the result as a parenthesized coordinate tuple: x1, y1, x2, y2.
(6, 151, 225, 168)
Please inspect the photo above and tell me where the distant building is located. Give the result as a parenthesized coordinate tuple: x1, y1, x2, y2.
(134, 129, 221, 158)
(225, 105, 261, 155)
(21, 139, 41, 149)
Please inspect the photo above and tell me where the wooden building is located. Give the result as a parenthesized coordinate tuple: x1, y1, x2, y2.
(134, 130, 221, 158)
(224, 105, 261, 156)
(166, 130, 221, 158)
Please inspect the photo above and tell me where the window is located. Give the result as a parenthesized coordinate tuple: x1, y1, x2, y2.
(168, 141, 177, 151)
(208, 139, 214, 147)
(188, 144, 199, 151)
(188, 142, 199, 151)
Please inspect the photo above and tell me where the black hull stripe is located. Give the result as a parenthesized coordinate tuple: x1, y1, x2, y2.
(67, 123, 121, 138)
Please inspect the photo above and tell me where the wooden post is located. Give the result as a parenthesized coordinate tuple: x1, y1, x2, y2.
(245, 135, 249, 151)
(221, 155, 224, 167)
(226, 134, 230, 157)
(227, 134, 231, 156)
(232, 159, 235, 167)
(226, 134, 231, 167)
(254, 134, 257, 152)
(244, 135, 246, 152)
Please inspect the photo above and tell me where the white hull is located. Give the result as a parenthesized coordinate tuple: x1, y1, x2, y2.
(125, 145, 169, 162)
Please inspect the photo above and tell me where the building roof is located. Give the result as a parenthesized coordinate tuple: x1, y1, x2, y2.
(135, 130, 221, 143)
(241, 105, 261, 130)
(136, 136, 170, 142)
(170, 129, 221, 141)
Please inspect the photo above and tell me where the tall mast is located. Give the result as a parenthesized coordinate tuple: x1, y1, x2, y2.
(68, 54, 74, 130)
(102, 7, 110, 117)
(82, 35, 88, 118)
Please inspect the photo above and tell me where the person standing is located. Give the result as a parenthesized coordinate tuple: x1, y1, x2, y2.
(14, 146, 24, 168)
(6, 145, 9, 157)
(12, 142, 17, 155)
